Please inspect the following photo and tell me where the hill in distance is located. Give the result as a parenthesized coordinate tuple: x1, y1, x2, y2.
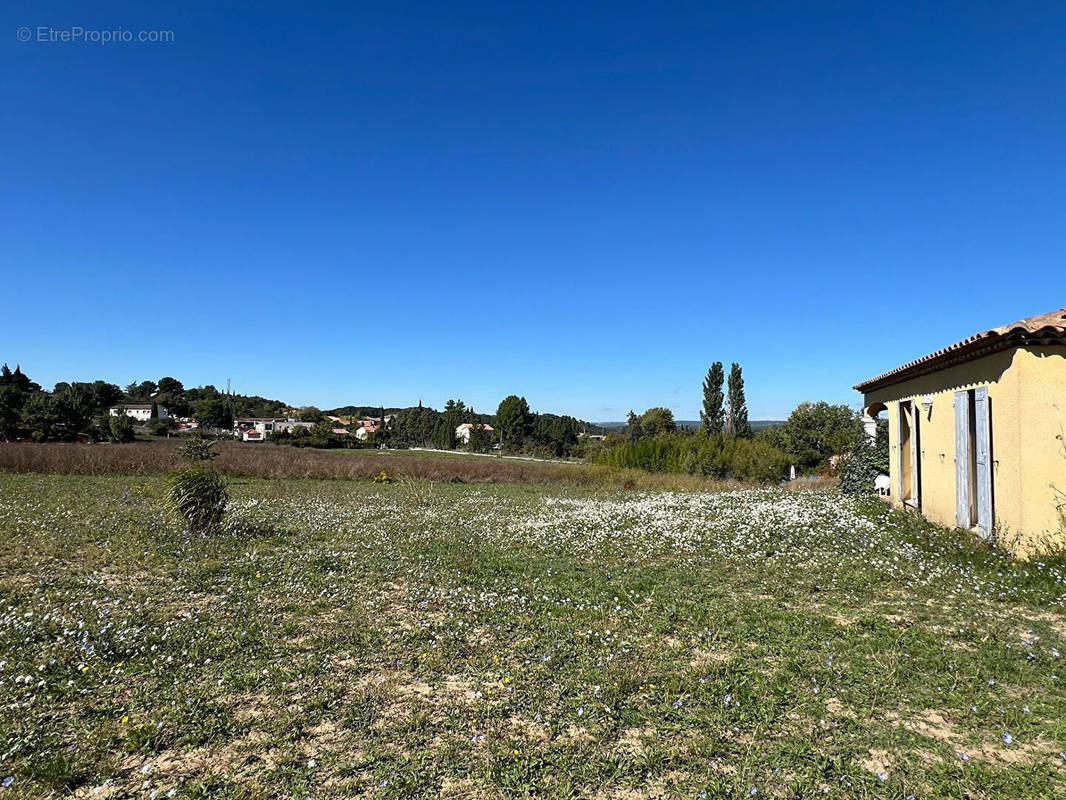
(595, 420, 785, 432)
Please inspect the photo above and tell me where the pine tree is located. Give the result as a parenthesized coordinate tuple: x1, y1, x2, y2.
(700, 362, 725, 434)
(496, 395, 532, 450)
(726, 362, 752, 438)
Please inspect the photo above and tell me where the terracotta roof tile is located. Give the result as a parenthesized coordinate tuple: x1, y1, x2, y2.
(855, 306, 1066, 392)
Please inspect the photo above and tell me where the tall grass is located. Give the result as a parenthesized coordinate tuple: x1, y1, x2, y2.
(0, 441, 789, 491)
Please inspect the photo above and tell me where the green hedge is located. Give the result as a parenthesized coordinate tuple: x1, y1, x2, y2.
(596, 433, 789, 483)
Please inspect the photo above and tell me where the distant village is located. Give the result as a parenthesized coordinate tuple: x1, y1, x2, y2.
(107, 404, 498, 446)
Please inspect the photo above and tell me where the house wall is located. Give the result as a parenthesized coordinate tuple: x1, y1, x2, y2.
(110, 407, 168, 421)
(862, 345, 1066, 557)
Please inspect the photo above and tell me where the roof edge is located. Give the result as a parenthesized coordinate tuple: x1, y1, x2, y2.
(855, 312, 1066, 394)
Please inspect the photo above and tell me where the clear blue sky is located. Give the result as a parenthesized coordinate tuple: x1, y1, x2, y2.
(3, 2, 1064, 420)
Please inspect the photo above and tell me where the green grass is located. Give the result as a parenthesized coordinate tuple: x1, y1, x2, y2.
(0, 474, 1064, 799)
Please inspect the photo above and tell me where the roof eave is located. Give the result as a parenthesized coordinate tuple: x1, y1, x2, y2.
(854, 328, 1066, 394)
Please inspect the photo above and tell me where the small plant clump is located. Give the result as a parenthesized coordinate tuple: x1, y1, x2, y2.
(165, 463, 228, 533)
(166, 437, 227, 533)
(373, 470, 392, 484)
(176, 437, 219, 462)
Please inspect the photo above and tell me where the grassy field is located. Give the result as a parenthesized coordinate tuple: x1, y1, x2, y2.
(1, 474, 1064, 799)
(0, 442, 725, 491)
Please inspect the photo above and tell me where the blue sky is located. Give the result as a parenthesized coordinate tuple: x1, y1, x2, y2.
(2, 2, 1064, 420)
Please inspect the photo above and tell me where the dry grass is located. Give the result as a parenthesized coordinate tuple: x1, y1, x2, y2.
(0, 441, 808, 492)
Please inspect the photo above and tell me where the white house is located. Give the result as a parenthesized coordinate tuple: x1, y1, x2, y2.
(455, 422, 494, 444)
(353, 417, 388, 440)
(233, 418, 313, 440)
(110, 404, 169, 422)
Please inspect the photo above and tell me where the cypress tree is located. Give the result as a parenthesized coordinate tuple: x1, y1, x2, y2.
(700, 362, 725, 434)
(625, 409, 642, 442)
(726, 362, 752, 438)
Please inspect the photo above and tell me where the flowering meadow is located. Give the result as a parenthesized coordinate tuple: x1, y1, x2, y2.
(0, 474, 1064, 799)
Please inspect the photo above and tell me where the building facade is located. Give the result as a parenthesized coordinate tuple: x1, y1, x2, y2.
(233, 418, 313, 440)
(110, 404, 169, 422)
(455, 422, 494, 444)
(856, 307, 1066, 557)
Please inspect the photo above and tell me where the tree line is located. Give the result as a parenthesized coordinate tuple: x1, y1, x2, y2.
(0, 363, 594, 458)
(3, 360, 885, 485)
(384, 396, 586, 458)
(0, 365, 321, 443)
(593, 361, 884, 483)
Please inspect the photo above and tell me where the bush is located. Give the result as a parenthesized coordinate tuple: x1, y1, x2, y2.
(108, 413, 136, 443)
(148, 419, 173, 437)
(177, 437, 218, 461)
(166, 463, 228, 533)
(757, 402, 863, 472)
(839, 436, 883, 495)
(596, 432, 789, 483)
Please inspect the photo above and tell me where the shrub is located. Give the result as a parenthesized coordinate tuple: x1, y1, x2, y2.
(108, 412, 136, 443)
(596, 432, 789, 483)
(840, 436, 883, 495)
(177, 437, 218, 461)
(757, 402, 863, 472)
(148, 419, 172, 437)
(166, 463, 228, 533)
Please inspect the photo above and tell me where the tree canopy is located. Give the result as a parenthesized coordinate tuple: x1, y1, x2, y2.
(758, 401, 863, 470)
(700, 362, 725, 435)
(496, 395, 532, 450)
(726, 363, 752, 438)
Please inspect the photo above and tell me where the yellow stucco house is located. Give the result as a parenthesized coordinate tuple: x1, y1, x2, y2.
(855, 307, 1066, 557)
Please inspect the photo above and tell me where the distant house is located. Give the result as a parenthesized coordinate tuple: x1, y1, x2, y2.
(856, 306, 1066, 557)
(350, 417, 380, 440)
(330, 427, 349, 436)
(455, 422, 494, 444)
(233, 418, 313, 440)
(110, 404, 168, 422)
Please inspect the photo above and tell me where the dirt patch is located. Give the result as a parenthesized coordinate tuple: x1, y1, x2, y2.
(896, 709, 958, 743)
(556, 724, 595, 746)
(861, 748, 894, 777)
(221, 690, 274, 723)
(888, 708, 1058, 766)
(441, 776, 501, 798)
(824, 697, 855, 718)
(689, 648, 732, 668)
(1034, 611, 1066, 638)
(616, 726, 654, 756)
(827, 612, 856, 627)
(508, 714, 552, 743)
(606, 770, 690, 799)
(301, 719, 350, 754)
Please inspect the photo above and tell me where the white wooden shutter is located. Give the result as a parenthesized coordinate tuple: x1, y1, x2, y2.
(909, 400, 921, 509)
(974, 386, 993, 540)
(955, 391, 971, 528)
